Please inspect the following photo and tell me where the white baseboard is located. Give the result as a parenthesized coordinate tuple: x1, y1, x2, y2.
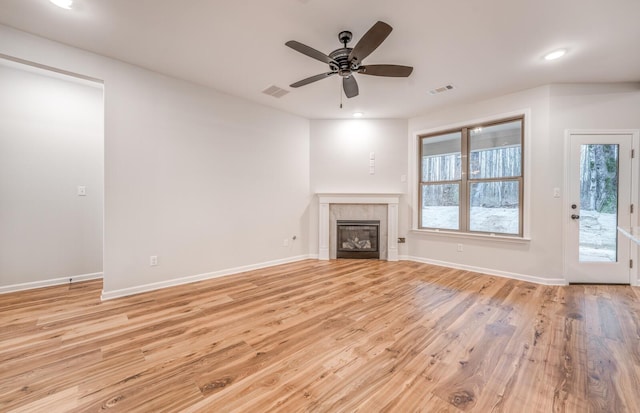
(0, 272, 103, 295)
(400, 255, 567, 286)
(100, 255, 314, 301)
(1, 254, 569, 297)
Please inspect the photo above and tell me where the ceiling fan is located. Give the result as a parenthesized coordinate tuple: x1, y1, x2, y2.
(285, 21, 413, 98)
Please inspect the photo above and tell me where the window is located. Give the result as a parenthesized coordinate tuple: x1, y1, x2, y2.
(419, 117, 523, 236)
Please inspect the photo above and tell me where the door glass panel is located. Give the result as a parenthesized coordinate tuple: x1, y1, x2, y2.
(579, 144, 619, 262)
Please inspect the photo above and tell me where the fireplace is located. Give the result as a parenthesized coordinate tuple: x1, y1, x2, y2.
(336, 220, 380, 259)
(317, 193, 399, 261)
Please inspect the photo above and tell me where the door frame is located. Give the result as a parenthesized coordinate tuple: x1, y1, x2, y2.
(563, 129, 640, 286)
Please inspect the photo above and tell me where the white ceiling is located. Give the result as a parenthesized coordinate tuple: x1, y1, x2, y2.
(0, 0, 639, 119)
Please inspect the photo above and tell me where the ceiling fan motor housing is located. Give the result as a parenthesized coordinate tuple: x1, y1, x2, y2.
(329, 48, 356, 76)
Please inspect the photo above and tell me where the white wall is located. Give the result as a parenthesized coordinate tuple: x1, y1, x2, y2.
(3, 24, 638, 293)
(549, 83, 640, 131)
(408, 86, 560, 283)
(308, 119, 408, 256)
(0, 25, 311, 297)
(310, 119, 409, 193)
(408, 83, 640, 284)
(0, 63, 103, 289)
(550, 83, 640, 285)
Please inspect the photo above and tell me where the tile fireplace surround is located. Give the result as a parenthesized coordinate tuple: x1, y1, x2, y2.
(317, 193, 400, 261)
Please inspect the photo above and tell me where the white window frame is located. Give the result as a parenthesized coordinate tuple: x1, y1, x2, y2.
(409, 109, 532, 242)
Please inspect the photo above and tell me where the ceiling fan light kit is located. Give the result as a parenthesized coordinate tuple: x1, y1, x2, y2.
(286, 21, 413, 99)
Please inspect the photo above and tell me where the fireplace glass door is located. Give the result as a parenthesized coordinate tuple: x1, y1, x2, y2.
(336, 220, 380, 259)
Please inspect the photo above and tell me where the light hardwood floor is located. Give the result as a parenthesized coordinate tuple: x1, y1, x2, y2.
(1, 260, 639, 412)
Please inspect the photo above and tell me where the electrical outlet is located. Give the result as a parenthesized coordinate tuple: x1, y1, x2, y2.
(457, 244, 463, 252)
(77, 186, 86, 196)
(150, 255, 158, 266)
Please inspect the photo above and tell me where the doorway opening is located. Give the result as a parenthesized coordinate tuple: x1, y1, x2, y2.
(0, 56, 104, 292)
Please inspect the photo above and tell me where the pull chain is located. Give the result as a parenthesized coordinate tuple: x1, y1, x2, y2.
(339, 79, 343, 109)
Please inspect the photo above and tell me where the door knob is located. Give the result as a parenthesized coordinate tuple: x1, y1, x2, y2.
(571, 214, 580, 220)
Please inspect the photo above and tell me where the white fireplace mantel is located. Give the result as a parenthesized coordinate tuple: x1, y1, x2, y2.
(317, 193, 401, 261)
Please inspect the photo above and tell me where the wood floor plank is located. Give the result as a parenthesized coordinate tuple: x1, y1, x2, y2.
(1, 260, 639, 412)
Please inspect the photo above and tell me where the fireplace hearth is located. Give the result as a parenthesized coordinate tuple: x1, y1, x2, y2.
(336, 220, 380, 259)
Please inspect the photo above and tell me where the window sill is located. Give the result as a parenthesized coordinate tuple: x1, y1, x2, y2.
(410, 228, 531, 244)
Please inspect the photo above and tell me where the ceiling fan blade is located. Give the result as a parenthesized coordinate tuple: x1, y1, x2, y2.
(358, 64, 413, 77)
(348, 21, 393, 63)
(343, 76, 359, 98)
(290, 72, 336, 88)
(285, 40, 338, 65)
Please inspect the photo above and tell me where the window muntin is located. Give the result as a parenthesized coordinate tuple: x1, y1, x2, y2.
(419, 117, 524, 236)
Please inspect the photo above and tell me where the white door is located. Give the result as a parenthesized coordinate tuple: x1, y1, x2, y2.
(565, 133, 634, 284)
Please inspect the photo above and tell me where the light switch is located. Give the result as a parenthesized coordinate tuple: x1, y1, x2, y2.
(369, 167, 375, 175)
(369, 152, 375, 160)
(77, 186, 86, 196)
(553, 188, 560, 198)
(369, 159, 375, 167)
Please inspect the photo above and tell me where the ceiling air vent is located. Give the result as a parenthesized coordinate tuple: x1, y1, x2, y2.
(428, 84, 454, 95)
(262, 85, 289, 98)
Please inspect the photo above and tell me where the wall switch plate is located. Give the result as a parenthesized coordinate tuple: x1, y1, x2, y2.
(553, 188, 561, 198)
(150, 255, 158, 266)
(369, 152, 375, 160)
(77, 186, 86, 196)
(369, 159, 375, 167)
(369, 167, 375, 175)
(283, 238, 289, 247)
(457, 244, 463, 252)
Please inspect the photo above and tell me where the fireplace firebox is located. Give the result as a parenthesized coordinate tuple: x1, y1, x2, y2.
(336, 220, 380, 259)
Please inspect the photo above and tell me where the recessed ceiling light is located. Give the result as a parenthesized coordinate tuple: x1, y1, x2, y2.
(50, 0, 73, 9)
(353, 112, 363, 118)
(544, 49, 566, 61)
